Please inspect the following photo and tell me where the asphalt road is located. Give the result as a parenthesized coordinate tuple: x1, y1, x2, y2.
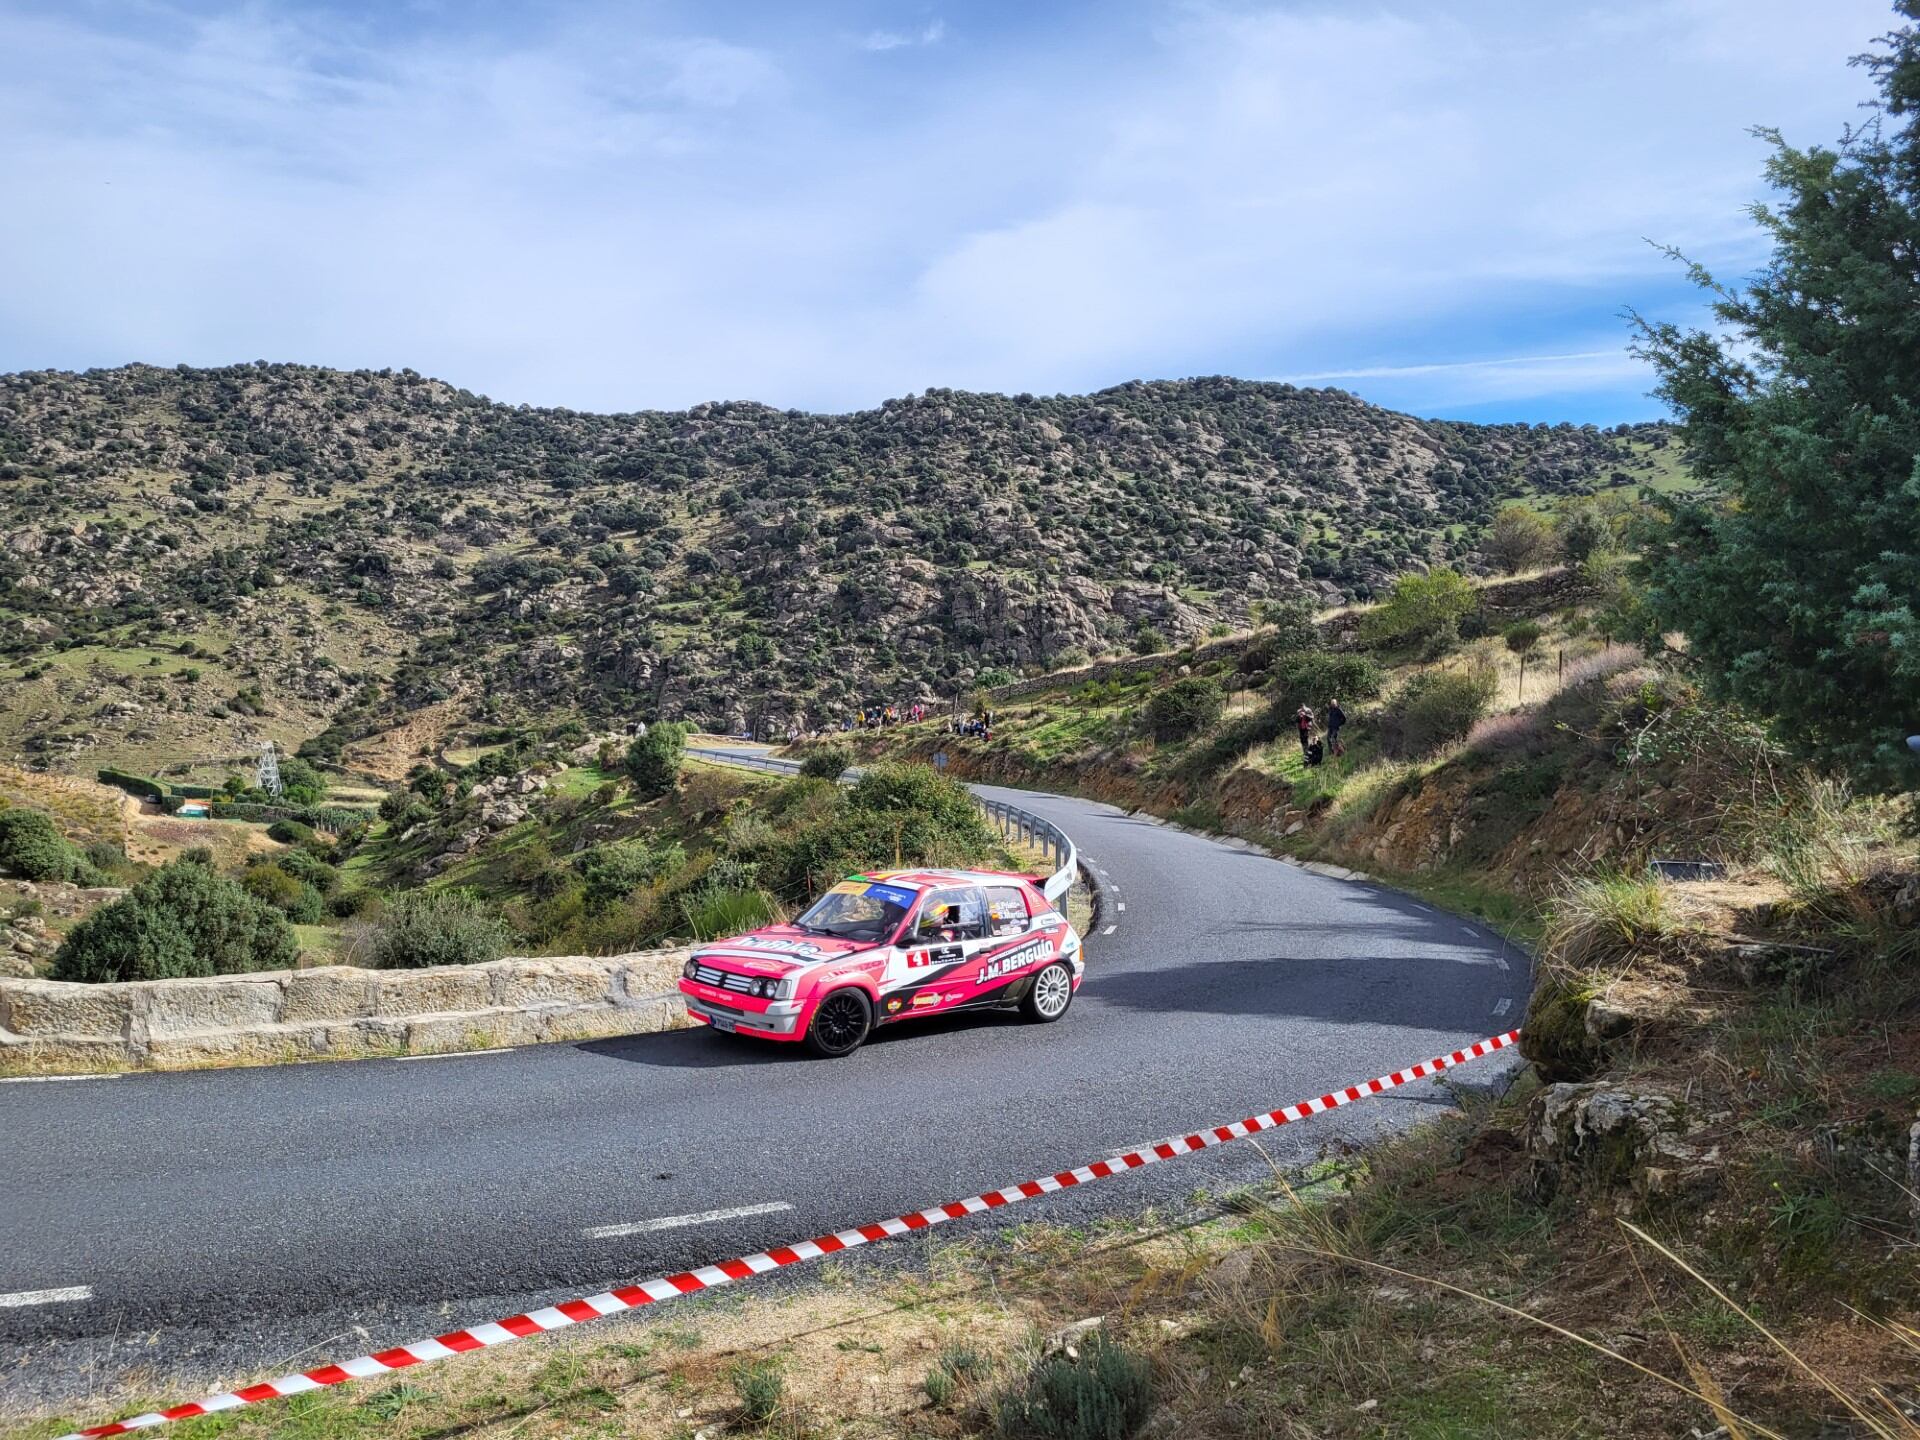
(0, 778, 1526, 1411)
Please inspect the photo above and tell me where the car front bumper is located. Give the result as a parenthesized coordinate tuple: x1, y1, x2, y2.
(679, 984, 805, 1038)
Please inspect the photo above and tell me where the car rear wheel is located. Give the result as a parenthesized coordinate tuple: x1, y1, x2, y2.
(805, 988, 873, 1057)
(1021, 962, 1074, 1023)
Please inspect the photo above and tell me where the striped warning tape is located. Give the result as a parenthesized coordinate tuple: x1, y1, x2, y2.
(60, 1029, 1521, 1438)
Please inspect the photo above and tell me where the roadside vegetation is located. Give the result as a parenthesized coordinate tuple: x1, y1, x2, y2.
(0, 725, 1008, 982)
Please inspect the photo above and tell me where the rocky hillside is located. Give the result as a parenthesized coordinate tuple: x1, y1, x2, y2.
(0, 363, 1669, 771)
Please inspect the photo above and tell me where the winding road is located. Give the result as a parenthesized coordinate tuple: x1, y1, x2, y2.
(1, 775, 1525, 1412)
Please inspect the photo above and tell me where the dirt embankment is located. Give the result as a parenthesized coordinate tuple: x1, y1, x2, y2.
(828, 723, 1670, 902)
(343, 698, 463, 781)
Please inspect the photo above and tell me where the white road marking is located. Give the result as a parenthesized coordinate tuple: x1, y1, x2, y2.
(585, 1201, 793, 1239)
(1493, 997, 1513, 1016)
(1102, 925, 1117, 936)
(0, 1073, 123, 1083)
(393, 1048, 514, 1062)
(0, 1286, 92, 1307)
(1115, 902, 1126, 912)
(1493, 954, 1511, 972)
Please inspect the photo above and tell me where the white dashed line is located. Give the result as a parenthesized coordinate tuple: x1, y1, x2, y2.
(1493, 997, 1513, 1016)
(0, 1073, 122, 1084)
(0, 1286, 92, 1308)
(1493, 954, 1511, 972)
(586, 1201, 793, 1239)
(1102, 925, 1117, 936)
(393, 1048, 514, 1062)
(1115, 902, 1126, 912)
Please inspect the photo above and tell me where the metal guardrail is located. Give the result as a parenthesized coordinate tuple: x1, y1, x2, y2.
(685, 747, 1080, 904)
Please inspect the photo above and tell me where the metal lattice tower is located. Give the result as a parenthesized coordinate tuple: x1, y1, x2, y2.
(256, 741, 283, 797)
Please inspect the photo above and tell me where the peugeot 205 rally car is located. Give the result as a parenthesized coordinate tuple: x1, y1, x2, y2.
(677, 868, 1083, 1056)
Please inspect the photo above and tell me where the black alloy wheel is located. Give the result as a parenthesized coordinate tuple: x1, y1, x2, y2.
(806, 988, 873, 1057)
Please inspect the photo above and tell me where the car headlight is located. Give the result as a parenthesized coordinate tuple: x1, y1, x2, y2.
(683, 958, 699, 979)
(747, 976, 796, 1000)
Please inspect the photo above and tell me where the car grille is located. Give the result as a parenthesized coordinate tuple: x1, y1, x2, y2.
(692, 962, 756, 994)
(695, 997, 745, 1018)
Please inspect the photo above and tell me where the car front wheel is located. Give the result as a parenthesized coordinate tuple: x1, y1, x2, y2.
(805, 988, 873, 1057)
(1020, 962, 1075, 1023)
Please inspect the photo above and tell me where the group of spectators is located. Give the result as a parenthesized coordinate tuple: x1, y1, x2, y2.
(947, 709, 994, 739)
(841, 703, 929, 731)
(1293, 697, 1347, 766)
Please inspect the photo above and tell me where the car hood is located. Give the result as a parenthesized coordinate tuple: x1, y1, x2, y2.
(692, 925, 883, 974)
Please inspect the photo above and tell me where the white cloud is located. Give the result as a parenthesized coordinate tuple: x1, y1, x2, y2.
(1281, 348, 1658, 407)
(860, 19, 946, 52)
(0, 0, 1894, 415)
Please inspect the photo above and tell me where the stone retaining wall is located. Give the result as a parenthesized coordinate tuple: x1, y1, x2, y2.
(0, 948, 692, 1074)
(982, 567, 1598, 701)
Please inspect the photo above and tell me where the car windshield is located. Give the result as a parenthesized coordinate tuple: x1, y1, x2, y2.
(795, 879, 917, 942)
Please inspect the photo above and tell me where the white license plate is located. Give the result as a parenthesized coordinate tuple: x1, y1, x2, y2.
(709, 1014, 737, 1033)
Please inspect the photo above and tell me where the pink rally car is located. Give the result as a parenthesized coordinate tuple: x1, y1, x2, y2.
(678, 868, 1085, 1057)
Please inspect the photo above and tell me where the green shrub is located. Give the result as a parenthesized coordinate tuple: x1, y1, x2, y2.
(268, 818, 316, 845)
(52, 860, 298, 983)
(0, 808, 87, 882)
(1482, 503, 1560, 574)
(382, 795, 434, 831)
(1386, 663, 1498, 755)
(242, 863, 326, 923)
(83, 841, 130, 877)
(925, 1345, 989, 1407)
(329, 887, 381, 919)
(1141, 676, 1224, 742)
(848, 762, 982, 832)
(1266, 651, 1383, 716)
(372, 889, 511, 969)
(1362, 568, 1477, 648)
(575, 839, 681, 909)
(759, 764, 997, 900)
(798, 744, 853, 781)
(729, 1358, 785, 1425)
(1543, 874, 1682, 972)
(276, 756, 327, 806)
(993, 1335, 1154, 1440)
(275, 845, 339, 893)
(681, 886, 779, 941)
(624, 722, 688, 799)
(1249, 595, 1323, 653)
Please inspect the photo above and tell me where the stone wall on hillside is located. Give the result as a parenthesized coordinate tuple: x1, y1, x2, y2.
(982, 567, 1599, 702)
(0, 948, 692, 1074)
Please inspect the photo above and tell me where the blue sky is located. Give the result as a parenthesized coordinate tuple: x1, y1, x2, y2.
(0, 0, 1895, 421)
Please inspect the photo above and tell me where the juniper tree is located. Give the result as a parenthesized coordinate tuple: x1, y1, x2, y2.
(1634, 3, 1920, 790)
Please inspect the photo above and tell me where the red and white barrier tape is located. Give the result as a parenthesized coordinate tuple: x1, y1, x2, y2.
(59, 1029, 1521, 1438)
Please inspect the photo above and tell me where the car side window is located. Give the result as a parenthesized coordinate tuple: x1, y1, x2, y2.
(984, 885, 1032, 937)
(914, 886, 988, 942)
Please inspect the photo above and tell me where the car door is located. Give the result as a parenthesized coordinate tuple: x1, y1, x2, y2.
(967, 883, 1057, 995)
(881, 885, 992, 1020)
